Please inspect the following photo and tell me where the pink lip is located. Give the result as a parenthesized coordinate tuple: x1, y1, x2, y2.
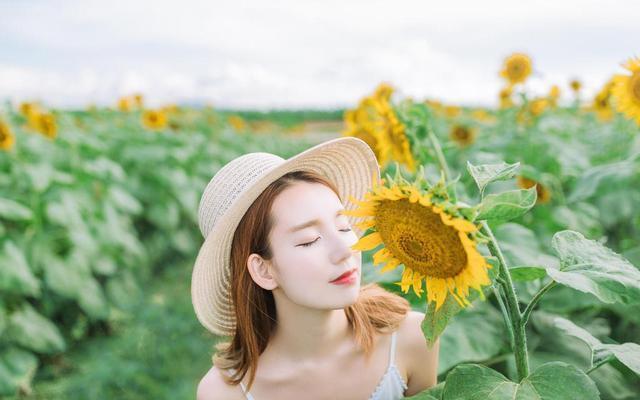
(330, 268, 357, 284)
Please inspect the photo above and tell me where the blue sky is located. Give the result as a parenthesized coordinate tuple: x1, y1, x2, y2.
(1, 0, 638, 109)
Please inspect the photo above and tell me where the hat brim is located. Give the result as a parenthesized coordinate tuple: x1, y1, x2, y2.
(191, 136, 381, 336)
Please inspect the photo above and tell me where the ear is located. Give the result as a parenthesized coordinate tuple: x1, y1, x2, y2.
(247, 253, 278, 290)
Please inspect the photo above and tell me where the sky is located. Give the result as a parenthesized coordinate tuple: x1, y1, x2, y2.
(1, 0, 639, 110)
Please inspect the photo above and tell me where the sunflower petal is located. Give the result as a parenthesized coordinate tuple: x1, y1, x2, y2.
(351, 231, 383, 251)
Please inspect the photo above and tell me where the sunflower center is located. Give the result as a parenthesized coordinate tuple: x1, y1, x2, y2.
(376, 199, 468, 278)
(508, 61, 526, 79)
(630, 72, 640, 104)
(453, 126, 469, 140)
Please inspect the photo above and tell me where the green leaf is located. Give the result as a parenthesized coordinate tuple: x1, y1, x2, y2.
(548, 230, 640, 305)
(0, 241, 40, 297)
(422, 294, 462, 348)
(438, 301, 507, 374)
(0, 197, 33, 221)
(0, 346, 38, 396)
(6, 304, 66, 354)
(475, 187, 537, 222)
(554, 316, 640, 375)
(509, 266, 547, 281)
(77, 276, 110, 320)
(466, 161, 520, 197)
(595, 343, 640, 375)
(568, 157, 637, 203)
(107, 185, 143, 215)
(442, 362, 599, 399)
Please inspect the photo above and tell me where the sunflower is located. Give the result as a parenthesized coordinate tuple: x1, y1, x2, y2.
(516, 176, 551, 204)
(344, 175, 492, 310)
(444, 105, 461, 118)
(499, 86, 514, 109)
(19, 102, 39, 118)
(344, 86, 416, 173)
(471, 109, 496, 124)
(570, 79, 582, 93)
(591, 78, 615, 122)
(227, 115, 246, 132)
(29, 113, 57, 138)
(374, 83, 394, 102)
(142, 110, 168, 130)
(132, 93, 144, 108)
(0, 119, 15, 150)
(500, 53, 532, 85)
(343, 107, 383, 161)
(373, 99, 417, 173)
(117, 96, 133, 112)
(548, 85, 561, 107)
(529, 98, 549, 117)
(449, 124, 476, 147)
(611, 56, 640, 125)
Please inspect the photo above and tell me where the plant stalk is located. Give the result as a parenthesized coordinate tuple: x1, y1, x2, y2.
(425, 122, 450, 182)
(480, 221, 530, 381)
(521, 280, 557, 326)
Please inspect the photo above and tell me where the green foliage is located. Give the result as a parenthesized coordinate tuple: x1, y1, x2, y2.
(442, 362, 599, 399)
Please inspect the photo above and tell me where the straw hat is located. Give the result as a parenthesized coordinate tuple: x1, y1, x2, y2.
(191, 136, 381, 336)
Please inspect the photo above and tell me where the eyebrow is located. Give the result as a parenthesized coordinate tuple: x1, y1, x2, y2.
(287, 209, 346, 233)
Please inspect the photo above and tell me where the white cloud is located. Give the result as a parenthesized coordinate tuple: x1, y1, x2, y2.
(1, 0, 638, 109)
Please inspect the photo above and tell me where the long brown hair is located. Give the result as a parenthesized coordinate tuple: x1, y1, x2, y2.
(213, 170, 410, 390)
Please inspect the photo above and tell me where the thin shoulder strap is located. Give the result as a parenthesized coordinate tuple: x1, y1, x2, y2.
(226, 368, 255, 400)
(389, 331, 398, 366)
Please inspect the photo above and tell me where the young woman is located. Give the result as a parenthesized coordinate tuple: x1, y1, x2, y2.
(192, 137, 439, 399)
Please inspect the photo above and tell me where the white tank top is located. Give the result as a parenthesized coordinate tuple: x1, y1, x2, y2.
(226, 330, 407, 400)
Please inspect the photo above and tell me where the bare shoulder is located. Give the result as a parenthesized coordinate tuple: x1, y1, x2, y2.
(397, 310, 440, 396)
(196, 365, 244, 400)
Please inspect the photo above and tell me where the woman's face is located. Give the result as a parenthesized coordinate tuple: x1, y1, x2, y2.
(265, 181, 362, 309)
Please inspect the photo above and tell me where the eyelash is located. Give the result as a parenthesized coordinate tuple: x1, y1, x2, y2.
(299, 228, 352, 247)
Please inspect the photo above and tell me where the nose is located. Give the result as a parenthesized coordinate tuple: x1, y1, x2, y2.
(329, 228, 358, 265)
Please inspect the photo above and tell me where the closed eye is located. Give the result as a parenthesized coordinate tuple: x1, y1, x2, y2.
(298, 228, 352, 247)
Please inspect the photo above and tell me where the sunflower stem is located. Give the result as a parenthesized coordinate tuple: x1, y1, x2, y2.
(521, 280, 557, 327)
(493, 285, 515, 349)
(425, 120, 451, 183)
(480, 221, 530, 381)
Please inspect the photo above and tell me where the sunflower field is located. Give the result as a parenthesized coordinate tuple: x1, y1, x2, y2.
(1, 54, 639, 399)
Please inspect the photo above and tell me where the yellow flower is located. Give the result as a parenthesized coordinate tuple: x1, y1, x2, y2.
(570, 79, 582, 92)
(142, 110, 168, 130)
(611, 56, 640, 125)
(471, 109, 496, 123)
(161, 104, 179, 114)
(27, 112, 57, 138)
(0, 119, 15, 150)
(344, 176, 492, 310)
(227, 115, 246, 132)
(529, 98, 549, 117)
(500, 53, 532, 85)
(516, 176, 551, 204)
(373, 99, 417, 173)
(133, 93, 144, 108)
(117, 96, 133, 112)
(449, 124, 477, 147)
(344, 86, 416, 173)
(548, 85, 561, 107)
(374, 83, 394, 102)
(591, 78, 615, 122)
(19, 102, 40, 118)
(343, 103, 383, 162)
(499, 86, 514, 109)
(444, 105, 461, 118)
